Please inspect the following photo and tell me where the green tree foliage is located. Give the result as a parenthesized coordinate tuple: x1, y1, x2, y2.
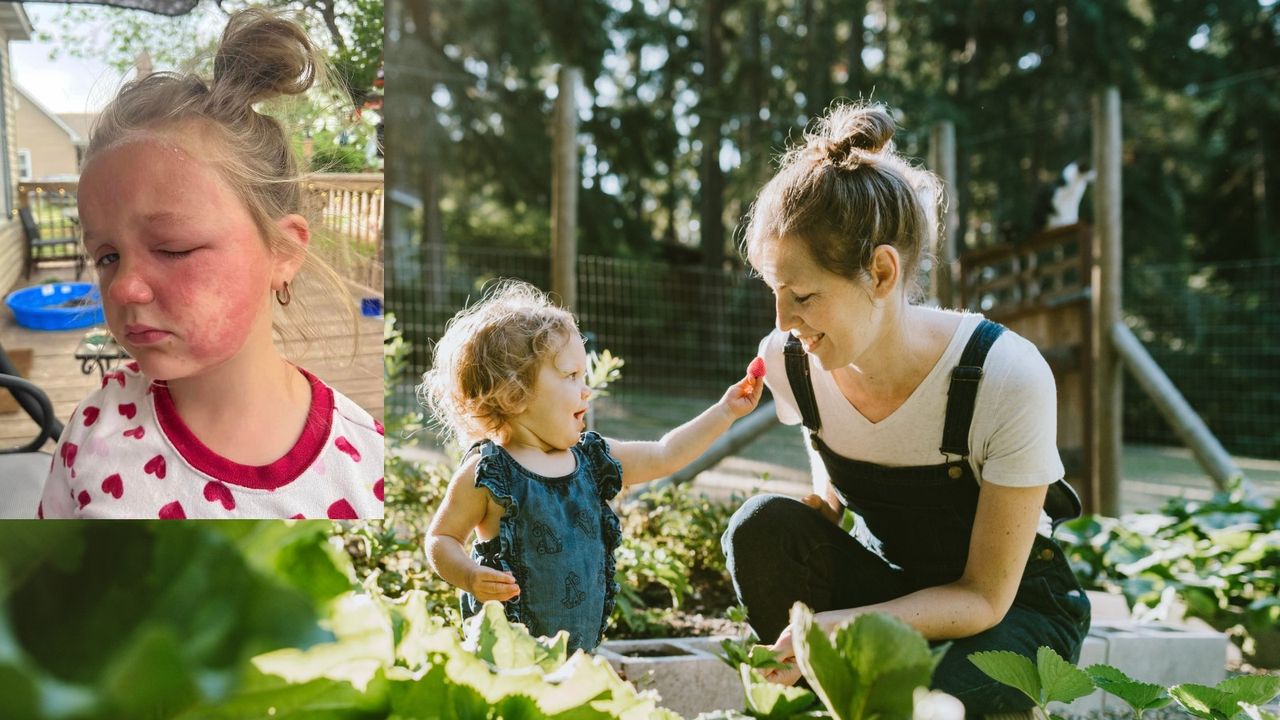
(38, 0, 383, 106)
(392, 0, 1279, 263)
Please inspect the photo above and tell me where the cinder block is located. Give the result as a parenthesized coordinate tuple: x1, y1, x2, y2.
(1093, 620, 1227, 689)
(598, 637, 742, 717)
(1048, 634, 1109, 716)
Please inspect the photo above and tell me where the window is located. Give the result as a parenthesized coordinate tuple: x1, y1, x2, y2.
(17, 149, 31, 181)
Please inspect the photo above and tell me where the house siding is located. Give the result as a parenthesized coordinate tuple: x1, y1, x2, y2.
(1, 28, 21, 294)
(15, 91, 78, 179)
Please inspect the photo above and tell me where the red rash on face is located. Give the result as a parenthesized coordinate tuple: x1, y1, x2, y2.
(78, 134, 277, 381)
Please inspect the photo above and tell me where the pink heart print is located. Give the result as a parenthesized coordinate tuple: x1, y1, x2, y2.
(77, 490, 91, 509)
(123, 426, 145, 440)
(101, 371, 125, 388)
(203, 482, 236, 511)
(334, 437, 361, 462)
(290, 513, 306, 519)
(327, 499, 357, 519)
(60, 442, 78, 468)
(373, 478, 384, 502)
(118, 403, 137, 419)
(158, 501, 185, 519)
(144, 454, 167, 479)
(374, 419, 385, 436)
(101, 474, 124, 499)
(83, 406, 100, 426)
(126, 361, 140, 372)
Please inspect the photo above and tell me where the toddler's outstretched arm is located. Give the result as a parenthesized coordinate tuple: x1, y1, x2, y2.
(608, 367, 764, 486)
(426, 455, 521, 602)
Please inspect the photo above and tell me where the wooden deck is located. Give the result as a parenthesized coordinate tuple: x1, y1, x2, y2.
(1, 264, 383, 452)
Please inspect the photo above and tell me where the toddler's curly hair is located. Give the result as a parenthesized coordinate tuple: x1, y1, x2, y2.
(420, 280, 579, 445)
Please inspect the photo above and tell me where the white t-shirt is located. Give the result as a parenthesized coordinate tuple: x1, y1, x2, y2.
(39, 363, 385, 519)
(759, 312, 1064, 497)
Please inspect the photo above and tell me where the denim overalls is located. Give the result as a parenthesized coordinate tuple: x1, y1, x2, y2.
(461, 432, 623, 653)
(722, 320, 1091, 715)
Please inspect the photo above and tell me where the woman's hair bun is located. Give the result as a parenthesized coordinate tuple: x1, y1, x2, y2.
(810, 102, 896, 169)
(213, 7, 319, 106)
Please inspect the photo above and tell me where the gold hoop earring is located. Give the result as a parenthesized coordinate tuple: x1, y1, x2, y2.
(275, 281, 292, 306)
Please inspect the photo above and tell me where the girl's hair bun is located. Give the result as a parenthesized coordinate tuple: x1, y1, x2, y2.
(212, 7, 319, 108)
(810, 102, 896, 170)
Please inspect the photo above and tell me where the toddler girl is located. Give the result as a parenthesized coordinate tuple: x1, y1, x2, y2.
(423, 280, 762, 653)
(39, 9, 383, 519)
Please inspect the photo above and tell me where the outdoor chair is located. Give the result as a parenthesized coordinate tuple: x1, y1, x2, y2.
(20, 206, 84, 280)
(0, 373, 57, 518)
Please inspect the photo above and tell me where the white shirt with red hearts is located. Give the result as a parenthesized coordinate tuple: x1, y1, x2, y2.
(39, 363, 384, 519)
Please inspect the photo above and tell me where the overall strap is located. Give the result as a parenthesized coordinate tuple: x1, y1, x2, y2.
(939, 319, 1006, 457)
(783, 335, 822, 442)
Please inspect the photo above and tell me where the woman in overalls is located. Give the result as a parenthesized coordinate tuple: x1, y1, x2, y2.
(722, 102, 1091, 715)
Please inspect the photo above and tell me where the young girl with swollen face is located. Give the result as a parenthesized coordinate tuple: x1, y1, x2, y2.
(39, 9, 383, 520)
(423, 281, 763, 653)
(721, 102, 1091, 715)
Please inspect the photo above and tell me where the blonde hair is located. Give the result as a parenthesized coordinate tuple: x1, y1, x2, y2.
(743, 102, 940, 298)
(420, 280, 579, 445)
(84, 7, 354, 347)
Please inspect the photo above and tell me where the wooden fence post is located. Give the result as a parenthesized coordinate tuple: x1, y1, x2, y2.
(1091, 87, 1123, 516)
(551, 66, 581, 312)
(928, 121, 958, 308)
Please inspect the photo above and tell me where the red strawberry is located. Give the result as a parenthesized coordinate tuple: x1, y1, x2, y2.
(747, 356, 766, 379)
(83, 406, 100, 426)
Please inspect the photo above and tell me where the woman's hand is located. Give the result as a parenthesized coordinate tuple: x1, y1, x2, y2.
(761, 626, 803, 686)
(720, 374, 764, 420)
(467, 565, 521, 602)
(801, 492, 843, 525)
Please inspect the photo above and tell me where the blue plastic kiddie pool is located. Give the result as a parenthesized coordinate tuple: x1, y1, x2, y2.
(5, 282, 104, 331)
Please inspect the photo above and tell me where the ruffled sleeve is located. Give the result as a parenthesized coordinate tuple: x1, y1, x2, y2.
(577, 431, 623, 502)
(460, 440, 528, 625)
(471, 441, 517, 518)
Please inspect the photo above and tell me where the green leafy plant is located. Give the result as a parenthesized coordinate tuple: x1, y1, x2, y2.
(739, 665, 819, 719)
(968, 647, 1094, 720)
(1168, 675, 1280, 720)
(1056, 479, 1280, 667)
(1085, 664, 1171, 718)
(192, 596, 683, 719)
(790, 605, 951, 720)
(974, 645, 1280, 720)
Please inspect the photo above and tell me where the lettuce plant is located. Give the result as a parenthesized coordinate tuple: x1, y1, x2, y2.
(789, 605, 951, 720)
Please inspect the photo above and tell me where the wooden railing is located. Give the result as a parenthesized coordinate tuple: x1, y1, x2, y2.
(307, 173, 383, 290)
(959, 223, 1092, 319)
(14, 174, 383, 290)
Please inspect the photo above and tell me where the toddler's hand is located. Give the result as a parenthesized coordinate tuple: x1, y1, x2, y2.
(468, 566, 521, 602)
(721, 372, 764, 419)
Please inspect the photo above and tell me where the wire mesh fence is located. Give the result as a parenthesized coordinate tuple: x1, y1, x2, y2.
(1123, 257, 1280, 459)
(386, 245, 776, 424)
(388, 244, 1280, 460)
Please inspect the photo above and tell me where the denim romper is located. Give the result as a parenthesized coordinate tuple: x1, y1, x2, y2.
(723, 320, 1092, 715)
(461, 431, 623, 653)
